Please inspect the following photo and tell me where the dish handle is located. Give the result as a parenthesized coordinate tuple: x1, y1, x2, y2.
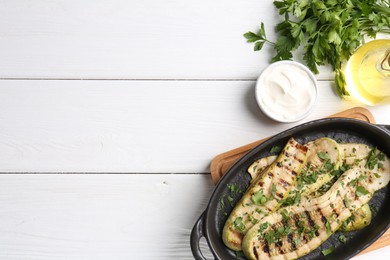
(190, 212, 209, 260)
(377, 124, 390, 134)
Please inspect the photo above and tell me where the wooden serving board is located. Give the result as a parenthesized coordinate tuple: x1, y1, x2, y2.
(209, 107, 390, 255)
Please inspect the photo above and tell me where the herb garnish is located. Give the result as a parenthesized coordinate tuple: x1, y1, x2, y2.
(235, 251, 245, 258)
(244, 0, 390, 96)
(227, 184, 242, 194)
(271, 184, 277, 198)
(270, 145, 282, 154)
(233, 217, 246, 232)
(325, 220, 332, 235)
(343, 194, 350, 207)
(322, 245, 335, 256)
(356, 186, 370, 197)
(251, 190, 269, 206)
(227, 196, 234, 206)
(338, 233, 347, 244)
(365, 148, 386, 170)
(318, 152, 330, 160)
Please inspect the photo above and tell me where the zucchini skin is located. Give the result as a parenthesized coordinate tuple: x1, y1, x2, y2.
(339, 200, 371, 231)
(222, 138, 308, 251)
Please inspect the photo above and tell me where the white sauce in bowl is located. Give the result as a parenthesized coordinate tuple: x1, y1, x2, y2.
(256, 61, 318, 123)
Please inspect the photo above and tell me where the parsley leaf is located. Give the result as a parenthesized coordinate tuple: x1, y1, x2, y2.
(356, 186, 370, 197)
(251, 190, 269, 206)
(318, 151, 330, 160)
(233, 217, 246, 232)
(339, 233, 347, 243)
(245, 0, 390, 97)
(322, 245, 335, 256)
(270, 145, 282, 154)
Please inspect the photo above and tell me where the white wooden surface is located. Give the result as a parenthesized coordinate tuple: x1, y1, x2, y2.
(0, 0, 389, 259)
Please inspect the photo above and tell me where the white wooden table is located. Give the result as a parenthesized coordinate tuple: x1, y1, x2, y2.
(0, 1, 389, 259)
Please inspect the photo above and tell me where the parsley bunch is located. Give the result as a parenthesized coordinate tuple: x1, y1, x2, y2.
(244, 0, 390, 96)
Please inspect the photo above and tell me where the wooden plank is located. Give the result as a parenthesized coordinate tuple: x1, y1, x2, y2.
(0, 0, 333, 80)
(0, 80, 389, 173)
(0, 174, 388, 259)
(0, 174, 214, 259)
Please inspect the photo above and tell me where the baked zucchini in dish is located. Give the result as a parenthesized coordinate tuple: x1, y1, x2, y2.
(222, 137, 390, 259)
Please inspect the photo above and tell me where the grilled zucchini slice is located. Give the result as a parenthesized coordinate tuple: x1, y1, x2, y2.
(222, 138, 308, 251)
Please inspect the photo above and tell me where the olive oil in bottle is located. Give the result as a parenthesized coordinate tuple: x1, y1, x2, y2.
(344, 39, 390, 105)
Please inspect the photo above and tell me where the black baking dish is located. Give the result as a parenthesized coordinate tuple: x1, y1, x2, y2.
(191, 118, 390, 260)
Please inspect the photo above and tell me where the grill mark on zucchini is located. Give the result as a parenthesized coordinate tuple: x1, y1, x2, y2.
(254, 246, 260, 259)
(287, 233, 295, 250)
(275, 192, 284, 200)
(305, 210, 316, 229)
(263, 241, 270, 254)
(280, 179, 291, 188)
(275, 240, 284, 253)
(316, 207, 327, 224)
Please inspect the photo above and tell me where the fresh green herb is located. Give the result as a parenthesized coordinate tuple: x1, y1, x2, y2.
(299, 170, 318, 186)
(293, 238, 301, 247)
(318, 152, 330, 160)
(370, 205, 378, 217)
(281, 208, 290, 221)
(276, 225, 285, 240)
(270, 145, 282, 154)
(348, 178, 358, 187)
(344, 194, 350, 207)
(220, 198, 225, 209)
(271, 184, 277, 198)
(365, 148, 386, 170)
(233, 217, 246, 232)
(251, 190, 269, 205)
(378, 151, 385, 161)
(264, 229, 276, 244)
(258, 222, 269, 235)
(322, 245, 335, 256)
(255, 208, 268, 216)
(294, 191, 301, 205)
(227, 184, 242, 193)
(325, 220, 332, 235)
(323, 160, 335, 172)
(358, 174, 368, 181)
(227, 196, 234, 206)
(235, 251, 245, 258)
(307, 229, 317, 239)
(281, 191, 297, 206)
(250, 217, 258, 225)
(356, 186, 370, 196)
(244, 0, 390, 96)
(339, 233, 347, 243)
(284, 224, 291, 236)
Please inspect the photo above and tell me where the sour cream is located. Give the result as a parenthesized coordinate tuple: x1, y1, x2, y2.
(256, 61, 318, 123)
